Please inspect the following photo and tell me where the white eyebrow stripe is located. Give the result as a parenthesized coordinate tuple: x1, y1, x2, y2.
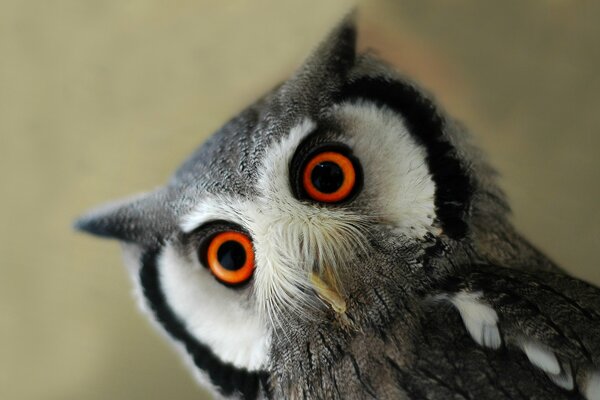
(180, 196, 253, 233)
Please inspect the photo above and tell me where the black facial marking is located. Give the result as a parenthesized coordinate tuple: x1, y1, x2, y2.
(340, 78, 474, 239)
(218, 240, 247, 271)
(139, 248, 268, 399)
(311, 161, 344, 193)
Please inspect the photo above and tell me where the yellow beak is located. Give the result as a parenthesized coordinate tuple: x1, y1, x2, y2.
(310, 268, 346, 314)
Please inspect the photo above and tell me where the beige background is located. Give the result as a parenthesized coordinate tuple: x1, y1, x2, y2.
(1, 1, 599, 399)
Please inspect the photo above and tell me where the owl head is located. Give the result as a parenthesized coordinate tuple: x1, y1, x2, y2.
(76, 15, 511, 399)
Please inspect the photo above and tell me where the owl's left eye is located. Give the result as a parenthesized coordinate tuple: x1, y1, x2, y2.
(293, 144, 362, 204)
(204, 231, 255, 285)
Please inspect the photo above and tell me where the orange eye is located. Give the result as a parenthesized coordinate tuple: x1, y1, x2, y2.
(302, 151, 357, 203)
(206, 231, 255, 285)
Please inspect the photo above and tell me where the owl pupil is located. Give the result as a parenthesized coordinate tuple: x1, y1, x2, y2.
(217, 241, 246, 271)
(311, 161, 344, 193)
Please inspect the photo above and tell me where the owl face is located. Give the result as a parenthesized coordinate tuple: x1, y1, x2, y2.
(76, 17, 503, 399)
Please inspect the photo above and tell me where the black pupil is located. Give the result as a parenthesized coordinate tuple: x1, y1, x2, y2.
(217, 240, 246, 271)
(311, 161, 344, 193)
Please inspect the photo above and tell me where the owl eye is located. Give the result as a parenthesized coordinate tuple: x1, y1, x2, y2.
(205, 231, 255, 285)
(301, 149, 359, 203)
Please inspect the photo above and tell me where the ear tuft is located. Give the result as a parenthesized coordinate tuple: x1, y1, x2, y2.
(303, 11, 358, 76)
(281, 11, 358, 113)
(74, 189, 175, 246)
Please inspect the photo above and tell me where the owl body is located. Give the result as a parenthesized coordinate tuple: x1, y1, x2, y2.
(77, 17, 600, 399)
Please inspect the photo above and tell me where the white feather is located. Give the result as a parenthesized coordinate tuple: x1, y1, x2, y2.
(450, 291, 501, 349)
(120, 244, 225, 393)
(334, 101, 437, 238)
(547, 363, 574, 391)
(586, 371, 600, 400)
(521, 341, 561, 375)
(447, 290, 578, 392)
(158, 243, 270, 370)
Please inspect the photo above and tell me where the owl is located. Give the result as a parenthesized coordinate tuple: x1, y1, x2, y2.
(76, 15, 600, 400)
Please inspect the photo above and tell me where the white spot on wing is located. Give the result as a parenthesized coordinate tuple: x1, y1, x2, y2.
(547, 362, 574, 391)
(521, 341, 561, 375)
(586, 371, 600, 400)
(450, 291, 501, 349)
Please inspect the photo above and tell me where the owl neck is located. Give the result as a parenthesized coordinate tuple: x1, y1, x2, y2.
(266, 246, 431, 398)
(266, 286, 424, 399)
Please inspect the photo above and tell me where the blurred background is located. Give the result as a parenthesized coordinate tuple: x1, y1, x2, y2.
(1, 1, 598, 399)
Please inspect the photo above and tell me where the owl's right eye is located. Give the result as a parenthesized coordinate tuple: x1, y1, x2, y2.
(203, 231, 255, 286)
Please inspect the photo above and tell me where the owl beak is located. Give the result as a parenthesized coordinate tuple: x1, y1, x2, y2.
(310, 269, 347, 314)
